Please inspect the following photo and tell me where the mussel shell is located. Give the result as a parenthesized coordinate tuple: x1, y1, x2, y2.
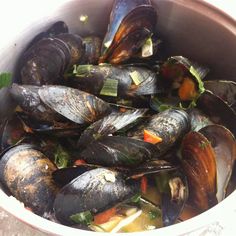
(10, 84, 63, 122)
(77, 109, 147, 150)
(79, 136, 160, 167)
(82, 36, 102, 64)
(53, 168, 139, 225)
(199, 125, 236, 201)
(129, 109, 190, 155)
(20, 37, 71, 85)
(56, 33, 84, 65)
(156, 170, 188, 226)
(100, 0, 157, 63)
(0, 144, 58, 215)
(204, 80, 236, 111)
(38, 85, 111, 124)
(196, 90, 236, 137)
(187, 108, 214, 131)
(181, 131, 217, 211)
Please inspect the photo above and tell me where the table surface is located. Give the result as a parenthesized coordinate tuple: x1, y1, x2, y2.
(1, 1, 235, 236)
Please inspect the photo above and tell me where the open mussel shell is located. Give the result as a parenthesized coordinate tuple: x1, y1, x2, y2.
(20, 37, 71, 85)
(154, 170, 188, 226)
(56, 33, 84, 65)
(9, 83, 63, 122)
(79, 136, 160, 167)
(38, 85, 111, 124)
(199, 125, 236, 202)
(53, 168, 140, 225)
(181, 131, 217, 211)
(204, 80, 236, 111)
(0, 144, 58, 216)
(196, 90, 236, 136)
(0, 114, 26, 152)
(129, 109, 190, 155)
(77, 109, 147, 150)
(100, 0, 157, 64)
(81, 36, 102, 64)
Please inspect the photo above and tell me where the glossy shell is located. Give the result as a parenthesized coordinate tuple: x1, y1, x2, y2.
(53, 168, 139, 224)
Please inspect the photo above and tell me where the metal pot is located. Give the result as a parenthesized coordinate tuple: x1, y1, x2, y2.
(0, 0, 235, 235)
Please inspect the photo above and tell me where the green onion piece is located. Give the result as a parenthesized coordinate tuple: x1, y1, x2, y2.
(141, 37, 153, 58)
(80, 15, 88, 23)
(0, 72, 12, 89)
(104, 40, 112, 48)
(100, 78, 118, 97)
(75, 65, 92, 77)
(148, 210, 161, 220)
(70, 211, 93, 225)
(54, 145, 70, 169)
(130, 193, 141, 203)
(189, 66, 205, 94)
(129, 71, 144, 85)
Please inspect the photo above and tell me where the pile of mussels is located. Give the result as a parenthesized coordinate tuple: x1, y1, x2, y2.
(0, 0, 236, 233)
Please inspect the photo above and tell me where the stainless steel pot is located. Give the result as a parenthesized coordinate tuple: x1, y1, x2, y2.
(0, 0, 235, 235)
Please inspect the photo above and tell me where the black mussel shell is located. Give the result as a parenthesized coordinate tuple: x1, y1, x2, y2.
(38, 85, 111, 124)
(9, 83, 63, 122)
(204, 80, 236, 111)
(56, 33, 84, 65)
(20, 37, 71, 85)
(0, 144, 58, 216)
(79, 136, 160, 167)
(100, 0, 157, 64)
(187, 108, 214, 131)
(70, 64, 162, 98)
(129, 109, 190, 155)
(181, 131, 217, 211)
(196, 90, 236, 137)
(82, 36, 102, 64)
(154, 170, 188, 226)
(77, 109, 147, 150)
(53, 168, 139, 225)
(199, 125, 236, 202)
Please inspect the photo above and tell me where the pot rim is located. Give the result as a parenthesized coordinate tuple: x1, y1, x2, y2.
(0, 0, 236, 235)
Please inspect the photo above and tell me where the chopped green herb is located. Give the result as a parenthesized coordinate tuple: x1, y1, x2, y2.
(190, 66, 205, 94)
(148, 210, 161, 220)
(104, 40, 112, 48)
(129, 71, 144, 85)
(80, 15, 88, 23)
(70, 211, 93, 225)
(54, 145, 70, 169)
(142, 37, 153, 58)
(75, 65, 92, 77)
(130, 193, 141, 203)
(100, 78, 118, 97)
(0, 72, 12, 89)
(198, 140, 210, 149)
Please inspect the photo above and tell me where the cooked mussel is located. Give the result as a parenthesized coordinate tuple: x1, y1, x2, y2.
(100, 0, 157, 64)
(81, 36, 102, 64)
(196, 90, 236, 136)
(79, 136, 164, 167)
(53, 168, 140, 225)
(77, 109, 147, 150)
(128, 109, 190, 155)
(204, 80, 236, 112)
(38, 85, 111, 124)
(0, 144, 58, 216)
(181, 131, 217, 211)
(68, 64, 162, 98)
(199, 125, 236, 201)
